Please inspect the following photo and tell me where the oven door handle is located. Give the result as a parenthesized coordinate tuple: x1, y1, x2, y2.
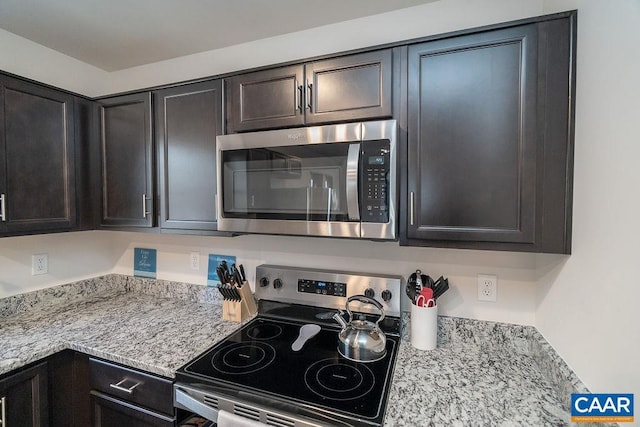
(175, 387, 219, 422)
(346, 143, 360, 221)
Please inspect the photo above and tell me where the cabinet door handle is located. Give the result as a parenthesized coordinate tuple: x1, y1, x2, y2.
(109, 378, 141, 395)
(295, 81, 303, 114)
(410, 191, 415, 226)
(1, 395, 6, 426)
(142, 194, 152, 218)
(0, 194, 5, 222)
(306, 81, 313, 112)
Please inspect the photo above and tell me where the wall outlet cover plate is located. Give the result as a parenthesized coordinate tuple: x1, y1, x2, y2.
(32, 253, 48, 275)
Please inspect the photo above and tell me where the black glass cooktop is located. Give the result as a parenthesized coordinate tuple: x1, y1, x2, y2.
(177, 316, 398, 423)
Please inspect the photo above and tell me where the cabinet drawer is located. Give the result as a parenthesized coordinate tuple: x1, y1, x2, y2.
(91, 392, 174, 427)
(89, 358, 173, 417)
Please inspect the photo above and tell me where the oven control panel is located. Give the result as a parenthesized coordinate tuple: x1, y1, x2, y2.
(298, 279, 346, 297)
(255, 264, 402, 317)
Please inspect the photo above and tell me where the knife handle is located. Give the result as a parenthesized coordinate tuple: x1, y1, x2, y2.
(239, 264, 246, 282)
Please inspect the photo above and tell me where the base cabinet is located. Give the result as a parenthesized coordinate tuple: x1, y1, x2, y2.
(91, 393, 174, 427)
(48, 350, 91, 427)
(0, 363, 48, 427)
(89, 358, 175, 427)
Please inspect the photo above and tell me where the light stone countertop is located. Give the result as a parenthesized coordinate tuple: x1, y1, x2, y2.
(385, 340, 570, 425)
(0, 275, 583, 426)
(0, 289, 239, 378)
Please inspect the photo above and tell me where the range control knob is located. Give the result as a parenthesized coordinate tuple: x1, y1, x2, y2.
(364, 288, 375, 298)
(259, 277, 269, 288)
(273, 278, 283, 289)
(381, 289, 392, 302)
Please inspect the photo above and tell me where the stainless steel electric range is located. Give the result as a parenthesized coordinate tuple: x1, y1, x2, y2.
(174, 265, 403, 427)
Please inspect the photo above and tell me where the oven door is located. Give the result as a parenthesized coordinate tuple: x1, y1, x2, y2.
(217, 125, 362, 238)
(176, 383, 344, 427)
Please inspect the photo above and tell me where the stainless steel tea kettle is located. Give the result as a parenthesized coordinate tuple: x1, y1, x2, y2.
(333, 295, 387, 362)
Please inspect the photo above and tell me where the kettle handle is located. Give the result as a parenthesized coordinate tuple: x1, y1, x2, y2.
(345, 295, 385, 324)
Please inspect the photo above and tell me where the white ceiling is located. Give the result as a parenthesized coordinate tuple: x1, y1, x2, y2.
(0, 0, 437, 72)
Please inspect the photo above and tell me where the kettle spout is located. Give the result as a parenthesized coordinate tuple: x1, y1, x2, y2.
(332, 311, 348, 328)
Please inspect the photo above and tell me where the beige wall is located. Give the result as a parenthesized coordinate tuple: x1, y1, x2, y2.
(535, 0, 640, 400)
(0, 0, 550, 97)
(0, 28, 106, 95)
(109, 231, 539, 324)
(1, 0, 637, 402)
(0, 231, 114, 296)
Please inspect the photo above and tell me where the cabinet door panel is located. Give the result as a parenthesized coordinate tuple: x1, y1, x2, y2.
(226, 65, 304, 132)
(49, 351, 91, 427)
(91, 393, 174, 427)
(0, 363, 48, 427)
(0, 78, 76, 232)
(306, 49, 393, 124)
(100, 93, 153, 227)
(155, 80, 222, 231)
(407, 25, 537, 243)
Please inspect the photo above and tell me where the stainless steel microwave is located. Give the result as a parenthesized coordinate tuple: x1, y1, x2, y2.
(216, 120, 397, 240)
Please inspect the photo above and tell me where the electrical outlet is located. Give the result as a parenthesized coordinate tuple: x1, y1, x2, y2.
(189, 252, 200, 271)
(32, 254, 48, 275)
(477, 274, 497, 302)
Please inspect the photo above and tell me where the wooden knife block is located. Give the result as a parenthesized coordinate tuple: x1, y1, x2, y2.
(222, 282, 257, 322)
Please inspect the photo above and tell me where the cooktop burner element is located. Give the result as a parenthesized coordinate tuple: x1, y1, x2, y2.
(246, 323, 283, 340)
(305, 358, 375, 401)
(180, 316, 398, 424)
(212, 342, 276, 375)
(175, 265, 403, 427)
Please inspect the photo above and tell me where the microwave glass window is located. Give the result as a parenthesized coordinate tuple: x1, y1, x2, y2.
(223, 143, 351, 221)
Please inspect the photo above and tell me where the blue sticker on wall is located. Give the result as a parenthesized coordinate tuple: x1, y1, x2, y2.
(207, 254, 236, 287)
(134, 248, 157, 278)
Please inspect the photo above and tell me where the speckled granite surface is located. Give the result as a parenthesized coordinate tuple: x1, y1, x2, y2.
(388, 314, 589, 426)
(1, 275, 587, 426)
(0, 275, 235, 378)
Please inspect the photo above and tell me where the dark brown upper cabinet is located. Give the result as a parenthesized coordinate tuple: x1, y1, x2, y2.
(154, 80, 224, 233)
(0, 76, 76, 235)
(402, 16, 575, 253)
(226, 49, 394, 133)
(99, 93, 154, 228)
(304, 50, 393, 125)
(226, 65, 304, 132)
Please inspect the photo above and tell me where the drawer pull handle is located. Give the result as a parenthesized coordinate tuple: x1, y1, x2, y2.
(109, 378, 141, 394)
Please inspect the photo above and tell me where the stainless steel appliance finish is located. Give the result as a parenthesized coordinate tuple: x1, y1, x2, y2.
(334, 295, 387, 363)
(255, 264, 402, 317)
(216, 120, 397, 240)
(174, 265, 403, 427)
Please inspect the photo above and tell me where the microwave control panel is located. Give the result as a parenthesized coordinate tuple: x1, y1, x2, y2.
(361, 140, 390, 223)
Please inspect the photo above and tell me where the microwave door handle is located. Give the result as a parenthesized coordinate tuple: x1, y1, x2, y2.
(346, 143, 360, 221)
